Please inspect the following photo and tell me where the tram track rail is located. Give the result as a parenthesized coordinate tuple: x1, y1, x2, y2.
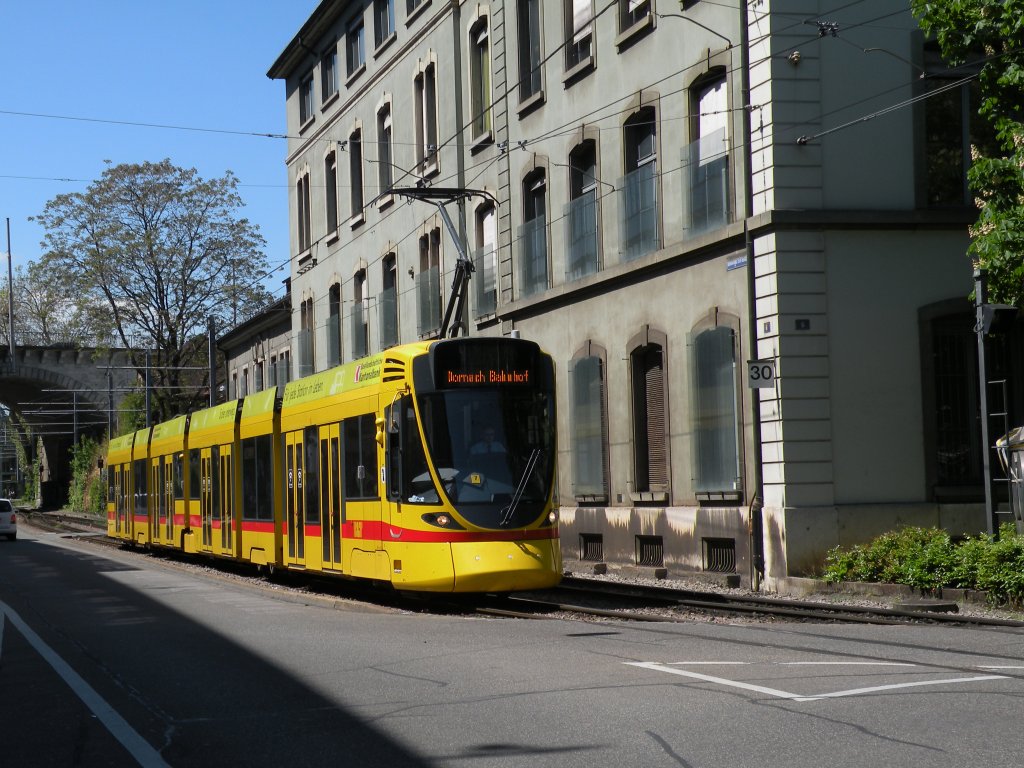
(481, 576, 1024, 628)
(22, 514, 1024, 628)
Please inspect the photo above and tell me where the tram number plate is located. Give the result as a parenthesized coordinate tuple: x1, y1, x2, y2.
(747, 359, 776, 389)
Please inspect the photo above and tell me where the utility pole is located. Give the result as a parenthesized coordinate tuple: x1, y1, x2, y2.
(107, 371, 114, 437)
(145, 348, 152, 428)
(208, 315, 217, 407)
(975, 268, 997, 537)
(5, 218, 15, 374)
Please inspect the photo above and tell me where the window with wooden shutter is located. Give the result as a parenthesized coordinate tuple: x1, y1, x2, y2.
(629, 327, 669, 499)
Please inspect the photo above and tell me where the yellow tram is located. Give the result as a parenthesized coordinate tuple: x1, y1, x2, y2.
(106, 336, 561, 592)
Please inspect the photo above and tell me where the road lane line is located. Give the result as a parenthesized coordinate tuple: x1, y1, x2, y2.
(800, 675, 1009, 702)
(777, 661, 916, 666)
(626, 661, 808, 700)
(0, 600, 170, 768)
(627, 661, 1010, 703)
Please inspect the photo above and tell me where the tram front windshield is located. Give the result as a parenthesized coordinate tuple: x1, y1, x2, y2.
(417, 387, 555, 528)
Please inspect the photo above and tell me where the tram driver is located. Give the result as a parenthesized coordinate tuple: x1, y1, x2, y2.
(470, 426, 506, 455)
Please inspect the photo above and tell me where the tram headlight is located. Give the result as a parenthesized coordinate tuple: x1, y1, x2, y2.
(547, 510, 558, 525)
(421, 512, 464, 530)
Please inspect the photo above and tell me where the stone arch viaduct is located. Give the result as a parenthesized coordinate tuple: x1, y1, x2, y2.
(0, 345, 136, 507)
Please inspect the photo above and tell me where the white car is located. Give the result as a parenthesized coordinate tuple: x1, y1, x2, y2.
(0, 499, 16, 540)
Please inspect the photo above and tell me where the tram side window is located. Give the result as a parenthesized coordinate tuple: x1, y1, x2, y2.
(386, 396, 436, 504)
(133, 459, 147, 518)
(188, 449, 201, 500)
(344, 413, 379, 499)
(241, 435, 274, 521)
(172, 452, 185, 500)
(107, 466, 115, 501)
(304, 426, 320, 524)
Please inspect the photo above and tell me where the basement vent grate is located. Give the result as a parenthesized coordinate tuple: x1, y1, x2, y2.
(579, 533, 603, 562)
(703, 537, 736, 573)
(635, 535, 664, 568)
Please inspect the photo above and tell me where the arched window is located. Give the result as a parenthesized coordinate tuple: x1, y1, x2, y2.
(299, 297, 315, 377)
(414, 62, 438, 171)
(328, 283, 342, 367)
(352, 270, 369, 358)
(349, 128, 364, 221)
(690, 319, 741, 496)
(417, 227, 441, 336)
(629, 326, 669, 498)
(377, 104, 393, 195)
(566, 140, 599, 280)
(380, 254, 399, 348)
(474, 203, 497, 316)
(689, 72, 730, 233)
(571, 342, 609, 501)
(621, 106, 659, 260)
(469, 17, 492, 138)
(519, 169, 548, 296)
(325, 149, 338, 233)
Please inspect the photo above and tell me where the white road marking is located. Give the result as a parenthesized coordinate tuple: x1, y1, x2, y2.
(627, 661, 1010, 703)
(776, 661, 916, 667)
(795, 675, 1009, 702)
(0, 601, 170, 767)
(627, 661, 810, 701)
(978, 665, 1024, 670)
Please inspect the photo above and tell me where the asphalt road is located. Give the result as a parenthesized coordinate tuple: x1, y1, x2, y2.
(3, 524, 1024, 767)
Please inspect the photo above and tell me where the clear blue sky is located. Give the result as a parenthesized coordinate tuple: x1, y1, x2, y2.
(0, 0, 320, 298)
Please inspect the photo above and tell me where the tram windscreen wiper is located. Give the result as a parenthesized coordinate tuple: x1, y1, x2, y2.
(499, 448, 541, 527)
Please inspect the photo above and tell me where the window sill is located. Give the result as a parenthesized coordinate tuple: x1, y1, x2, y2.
(345, 63, 366, 87)
(615, 14, 655, 51)
(696, 490, 742, 505)
(628, 490, 668, 503)
(349, 212, 365, 230)
(296, 251, 315, 274)
(470, 131, 493, 155)
(405, 0, 431, 26)
(516, 89, 546, 119)
(374, 32, 397, 59)
(562, 56, 595, 88)
(420, 160, 440, 179)
(376, 193, 394, 211)
(321, 90, 340, 112)
(298, 115, 316, 135)
(325, 228, 340, 246)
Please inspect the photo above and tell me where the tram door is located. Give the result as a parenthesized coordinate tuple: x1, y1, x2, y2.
(199, 447, 217, 552)
(149, 460, 160, 543)
(217, 445, 236, 556)
(115, 466, 127, 536)
(284, 430, 306, 566)
(164, 456, 174, 542)
(319, 424, 344, 570)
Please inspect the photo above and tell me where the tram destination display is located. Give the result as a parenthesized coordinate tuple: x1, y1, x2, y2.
(431, 338, 542, 389)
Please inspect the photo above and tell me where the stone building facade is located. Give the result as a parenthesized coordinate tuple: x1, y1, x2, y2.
(266, 1, 1004, 587)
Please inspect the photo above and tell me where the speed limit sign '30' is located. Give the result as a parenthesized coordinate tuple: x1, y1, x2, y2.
(747, 359, 776, 389)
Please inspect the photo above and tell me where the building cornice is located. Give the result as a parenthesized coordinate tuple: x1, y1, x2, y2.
(267, 0, 348, 80)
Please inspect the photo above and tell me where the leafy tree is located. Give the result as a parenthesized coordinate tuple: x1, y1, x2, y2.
(33, 160, 272, 420)
(913, 0, 1024, 305)
(0, 261, 110, 346)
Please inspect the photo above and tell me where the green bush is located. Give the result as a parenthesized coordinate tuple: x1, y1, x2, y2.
(68, 437, 106, 516)
(823, 524, 1024, 606)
